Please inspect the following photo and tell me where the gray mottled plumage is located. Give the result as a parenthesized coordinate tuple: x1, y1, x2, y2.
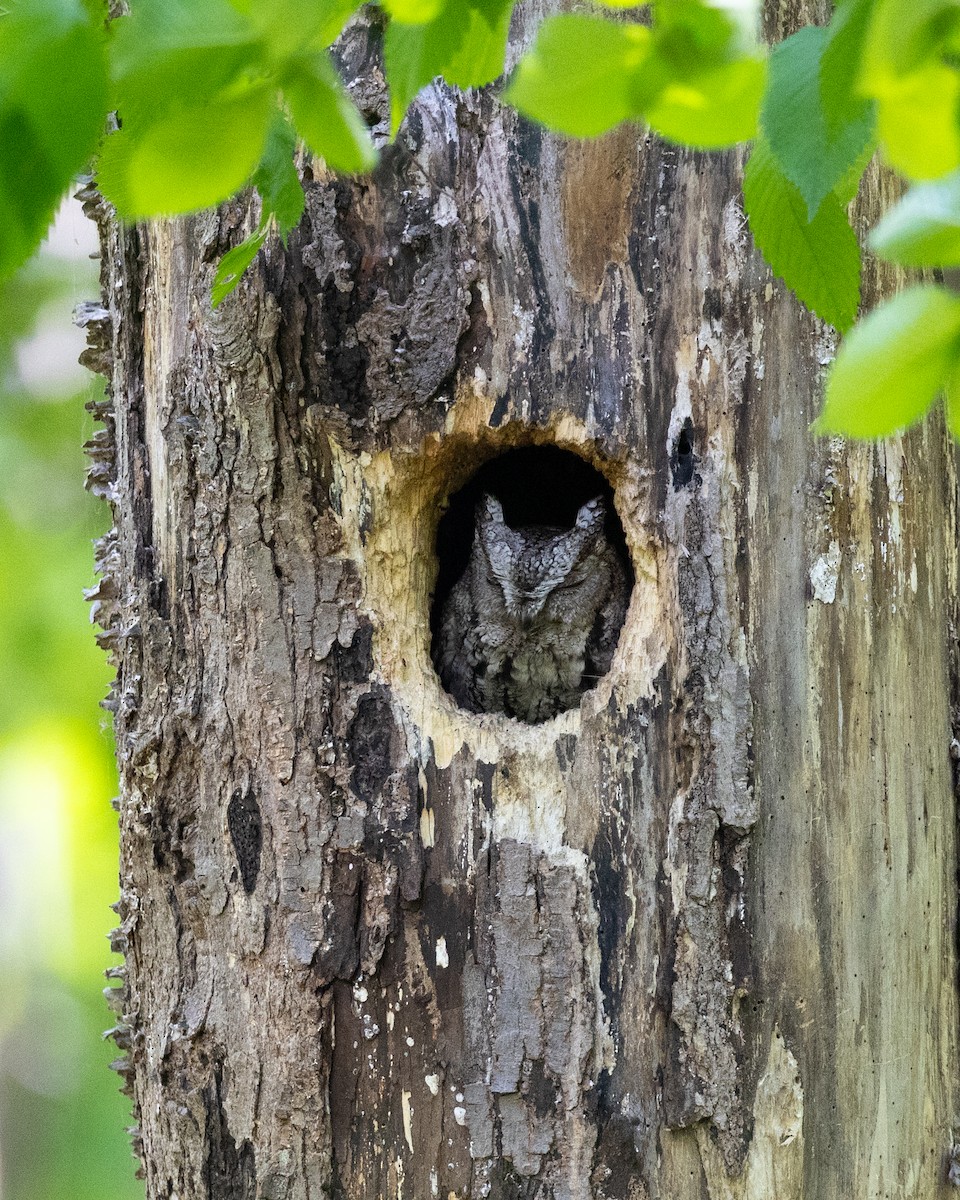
(434, 494, 629, 723)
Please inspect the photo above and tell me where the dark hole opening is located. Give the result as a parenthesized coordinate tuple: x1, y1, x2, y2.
(430, 446, 634, 720)
(671, 418, 698, 490)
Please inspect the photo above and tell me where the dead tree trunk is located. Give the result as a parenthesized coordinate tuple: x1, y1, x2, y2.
(86, 3, 960, 1197)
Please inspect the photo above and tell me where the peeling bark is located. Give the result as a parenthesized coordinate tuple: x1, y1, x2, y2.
(86, 2, 960, 1197)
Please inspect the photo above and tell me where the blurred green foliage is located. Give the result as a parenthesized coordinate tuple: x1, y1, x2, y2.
(0, 235, 140, 1199)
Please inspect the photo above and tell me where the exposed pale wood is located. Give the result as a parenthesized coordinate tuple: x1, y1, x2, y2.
(87, 3, 960, 1197)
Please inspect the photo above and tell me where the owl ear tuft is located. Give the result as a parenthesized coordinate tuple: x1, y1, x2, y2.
(479, 494, 505, 526)
(575, 496, 604, 532)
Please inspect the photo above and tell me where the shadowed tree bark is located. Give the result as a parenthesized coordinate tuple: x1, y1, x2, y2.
(84, 2, 960, 1197)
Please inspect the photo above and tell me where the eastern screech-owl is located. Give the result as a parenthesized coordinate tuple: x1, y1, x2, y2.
(434, 493, 629, 723)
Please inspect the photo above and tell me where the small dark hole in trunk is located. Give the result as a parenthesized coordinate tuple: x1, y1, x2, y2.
(671, 419, 698, 490)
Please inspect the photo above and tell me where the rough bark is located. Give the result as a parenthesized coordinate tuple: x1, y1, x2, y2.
(85, 2, 960, 1197)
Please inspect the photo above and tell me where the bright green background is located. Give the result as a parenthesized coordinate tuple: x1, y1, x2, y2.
(0, 209, 141, 1199)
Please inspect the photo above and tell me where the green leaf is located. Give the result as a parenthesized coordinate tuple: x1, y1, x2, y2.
(680, 0, 763, 50)
(874, 62, 960, 180)
(241, 0, 362, 57)
(819, 0, 874, 131)
(860, 0, 960, 179)
(0, 113, 61, 282)
(944, 352, 960, 440)
(282, 53, 377, 173)
(380, 0, 445, 22)
(211, 221, 269, 306)
(862, 0, 960, 86)
(314, 0, 365, 46)
(113, 0, 256, 62)
(743, 138, 861, 332)
(384, 0, 513, 130)
(833, 138, 875, 206)
(652, 0, 759, 65)
(253, 115, 304, 237)
(0, 0, 108, 280)
(110, 0, 262, 110)
(212, 116, 305, 306)
(508, 2, 765, 145)
(442, 1, 514, 90)
(506, 14, 652, 138)
(632, 0, 766, 145)
(98, 86, 274, 217)
(817, 286, 960, 437)
(104, 0, 274, 217)
(645, 54, 765, 147)
(761, 20, 875, 220)
(869, 171, 960, 266)
(384, 3, 465, 131)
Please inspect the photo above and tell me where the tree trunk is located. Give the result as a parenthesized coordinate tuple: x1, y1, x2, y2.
(86, 3, 960, 1197)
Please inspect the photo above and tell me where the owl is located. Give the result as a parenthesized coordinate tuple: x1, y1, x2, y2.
(433, 493, 629, 723)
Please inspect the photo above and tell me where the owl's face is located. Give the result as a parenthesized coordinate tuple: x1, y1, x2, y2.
(477, 494, 605, 626)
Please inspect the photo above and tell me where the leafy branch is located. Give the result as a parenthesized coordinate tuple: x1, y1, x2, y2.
(3, 0, 960, 437)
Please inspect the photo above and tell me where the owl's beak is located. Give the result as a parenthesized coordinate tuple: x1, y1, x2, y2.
(519, 600, 541, 628)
